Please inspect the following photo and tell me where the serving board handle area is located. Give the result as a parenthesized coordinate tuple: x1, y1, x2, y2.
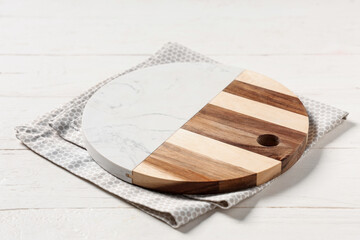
(82, 63, 309, 194)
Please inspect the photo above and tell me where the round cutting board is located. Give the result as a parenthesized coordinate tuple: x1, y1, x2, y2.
(82, 62, 309, 194)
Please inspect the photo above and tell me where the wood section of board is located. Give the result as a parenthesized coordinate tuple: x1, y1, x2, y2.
(132, 70, 309, 194)
(223, 80, 307, 115)
(210, 92, 309, 133)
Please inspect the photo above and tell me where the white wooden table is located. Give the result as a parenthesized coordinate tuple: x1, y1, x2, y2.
(0, 0, 359, 239)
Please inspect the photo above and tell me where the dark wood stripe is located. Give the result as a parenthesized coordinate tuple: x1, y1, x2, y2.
(134, 142, 257, 193)
(148, 142, 255, 181)
(181, 104, 307, 168)
(223, 80, 308, 116)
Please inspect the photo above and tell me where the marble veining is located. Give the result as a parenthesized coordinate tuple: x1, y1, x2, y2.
(82, 62, 243, 182)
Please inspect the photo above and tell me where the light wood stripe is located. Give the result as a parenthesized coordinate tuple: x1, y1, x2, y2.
(235, 70, 297, 97)
(224, 80, 307, 116)
(137, 155, 217, 181)
(166, 129, 281, 185)
(142, 157, 213, 181)
(133, 160, 185, 181)
(210, 91, 309, 133)
(132, 166, 221, 194)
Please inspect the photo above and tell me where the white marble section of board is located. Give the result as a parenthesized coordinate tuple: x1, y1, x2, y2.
(82, 62, 244, 183)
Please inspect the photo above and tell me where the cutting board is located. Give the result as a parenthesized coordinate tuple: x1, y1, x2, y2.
(82, 63, 309, 194)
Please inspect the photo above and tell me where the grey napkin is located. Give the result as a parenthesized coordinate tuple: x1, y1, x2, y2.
(15, 43, 349, 228)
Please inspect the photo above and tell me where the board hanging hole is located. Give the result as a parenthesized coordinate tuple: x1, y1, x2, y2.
(257, 134, 279, 147)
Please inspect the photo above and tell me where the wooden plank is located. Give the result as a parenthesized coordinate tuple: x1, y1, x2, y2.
(210, 92, 309, 133)
(0, 208, 358, 239)
(0, 55, 359, 98)
(0, 0, 359, 55)
(224, 79, 307, 115)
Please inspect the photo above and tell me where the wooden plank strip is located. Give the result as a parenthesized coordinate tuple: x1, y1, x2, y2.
(132, 143, 257, 193)
(130, 159, 185, 181)
(150, 142, 255, 180)
(210, 91, 309, 133)
(132, 168, 220, 194)
(166, 129, 281, 185)
(235, 70, 297, 97)
(224, 80, 307, 115)
(199, 104, 307, 143)
(142, 156, 213, 181)
(182, 104, 306, 162)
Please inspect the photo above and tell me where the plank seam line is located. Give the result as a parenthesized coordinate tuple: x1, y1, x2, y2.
(0, 206, 358, 212)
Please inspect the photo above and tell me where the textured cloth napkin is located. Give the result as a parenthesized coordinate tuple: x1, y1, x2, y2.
(15, 43, 348, 228)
